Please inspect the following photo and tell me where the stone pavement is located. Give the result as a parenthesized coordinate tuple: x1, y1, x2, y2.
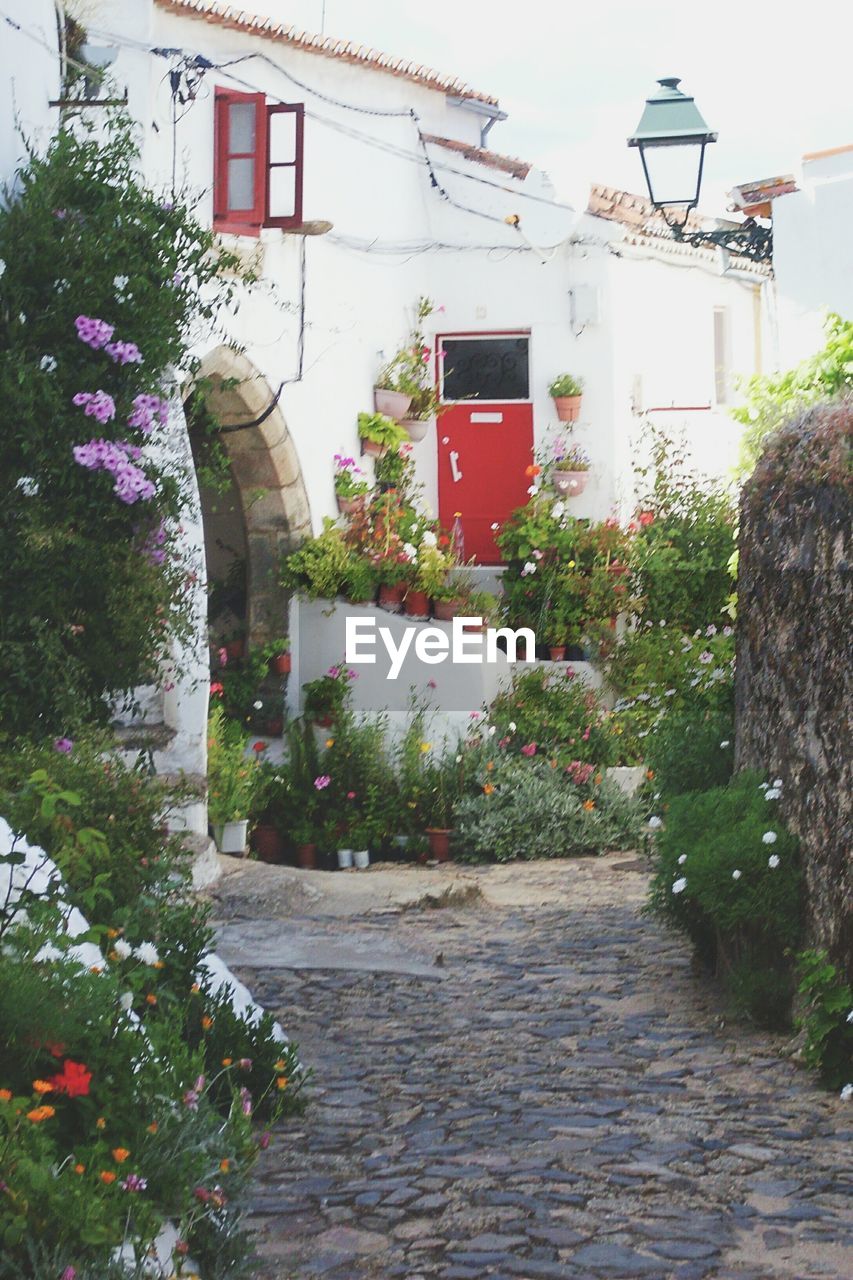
(211, 855, 852, 1280)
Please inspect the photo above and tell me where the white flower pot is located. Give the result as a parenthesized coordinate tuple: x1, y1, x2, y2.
(373, 388, 412, 420)
(399, 417, 431, 442)
(213, 819, 248, 854)
(552, 470, 589, 496)
(337, 848, 354, 869)
(353, 849, 370, 870)
(606, 765, 646, 796)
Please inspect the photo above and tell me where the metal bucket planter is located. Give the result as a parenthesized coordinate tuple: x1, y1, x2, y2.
(214, 819, 249, 855)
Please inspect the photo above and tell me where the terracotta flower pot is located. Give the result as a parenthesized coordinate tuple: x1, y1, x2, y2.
(336, 494, 364, 515)
(224, 638, 245, 661)
(426, 828, 452, 862)
(315, 714, 334, 729)
(552, 470, 589, 496)
(404, 589, 430, 619)
(253, 824, 284, 864)
(548, 645, 567, 661)
(263, 716, 284, 736)
(607, 562, 629, 576)
(553, 394, 582, 423)
(378, 583, 405, 611)
(373, 388, 412, 420)
(297, 843, 317, 869)
(269, 652, 291, 676)
(432, 597, 458, 622)
(399, 417, 431, 442)
(360, 438, 387, 459)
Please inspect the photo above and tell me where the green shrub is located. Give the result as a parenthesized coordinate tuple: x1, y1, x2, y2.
(648, 772, 802, 1025)
(796, 950, 853, 1090)
(644, 704, 734, 798)
(454, 759, 643, 862)
(488, 666, 618, 766)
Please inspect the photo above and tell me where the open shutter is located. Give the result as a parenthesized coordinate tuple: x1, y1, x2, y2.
(213, 89, 267, 232)
(266, 103, 304, 229)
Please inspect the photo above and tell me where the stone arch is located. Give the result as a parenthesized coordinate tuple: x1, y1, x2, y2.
(192, 346, 311, 645)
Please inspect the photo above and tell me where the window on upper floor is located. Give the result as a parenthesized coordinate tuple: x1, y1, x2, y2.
(213, 89, 304, 234)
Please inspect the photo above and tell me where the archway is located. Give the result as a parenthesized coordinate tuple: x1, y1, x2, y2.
(188, 346, 311, 652)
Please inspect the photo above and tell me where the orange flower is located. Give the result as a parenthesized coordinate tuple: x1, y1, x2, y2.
(190, 983, 201, 995)
(112, 1148, 130, 1163)
(32, 1080, 53, 1095)
(219, 1159, 230, 1173)
(274, 1060, 286, 1072)
(145, 994, 157, 1006)
(222, 1058, 233, 1067)
(106, 928, 119, 939)
(0, 1089, 12, 1102)
(276, 1076, 288, 1090)
(525, 464, 542, 478)
(325, 738, 335, 748)
(146, 1123, 158, 1135)
(582, 800, 596, 811)
(201, 1016, 214, 1031)
(100, 1171, 117, 1184)
(89, 965, 103, 975)
(486, 760, 494, 772)
(26, 1105, 55, 1123)
(73, 1163, 86, 1174)
(646, 769, 655, 780)
(594, 773, 603, 785)
(483, 782, 495, 795)
(96, 1117, 106, 1130)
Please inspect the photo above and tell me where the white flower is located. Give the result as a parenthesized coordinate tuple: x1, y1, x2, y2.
(672, 877, 687, 895)
(720, 740, 730, 748)
(113, 938, 132, 960)
(841, 1083, 853, 1101)
(768, 855, 780, 869)
(402, 542, 418, 561)
(455, 754, 462, 763)
(508, 721, 516, 733)
(705, 624, 717, 636)
(698, 651, 713, 664)
(135, 942, 160, 966)
(762, 831, 778, 845)
(758, 782, 769, 790)
(36, 942, 63, 962)
(664, 689, 675, 697)
(550, 501, 565, 520)
(488, 725, 496, 736)
(846, 1011, 853, 1024)
(722, 625, 733, 636)
(253, 700, 263, 710)
(765, 788, 781, 801)
(119, 991, 134, 1012)
(39, 354, 57, 372)
(677, 854, 687, 865)
(772, 778, 782, 788)
(527, 485, 539, 496)
(16, 476, 39, 496)
(0, 259, 5, 277)
(114, 274, 129, 293)
(521, 561, 537, 577)
(648, 816, 663, 830)
(732, 869, 742, 880)
(490, 522, 500, 531)
(421, 530, 437, 547)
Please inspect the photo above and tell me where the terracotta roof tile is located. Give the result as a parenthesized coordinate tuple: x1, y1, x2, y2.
(153, 0, 499, 105)
(421, 133, 530, 179)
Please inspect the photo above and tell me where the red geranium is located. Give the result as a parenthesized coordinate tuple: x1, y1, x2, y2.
(49, 1060, 92, 1098)
(638, 510, 655, 527)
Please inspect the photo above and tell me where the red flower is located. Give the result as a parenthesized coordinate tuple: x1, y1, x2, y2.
(48, 1060, 92, 1098)
(251, 741, 268, 753)
(638, 510, 655, 527)
(210, 682, 224, 696)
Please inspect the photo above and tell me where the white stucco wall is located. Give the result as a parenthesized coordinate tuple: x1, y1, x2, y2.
(0, 0, 59, 193)
(771, 147, 853, 367)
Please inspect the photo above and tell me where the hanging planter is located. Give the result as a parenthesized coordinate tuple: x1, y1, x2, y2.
(337, 494, 365, 515)
(269, 652, 291, 676)
(374, 388, 412, 420)
(398, 417, 431, 442)
(360, 438, 387, 459)
(548, 374, 584, 423)
(224, 637, 245, 662)
(552, 470, 590, 497)
(553, 395, 583, 423)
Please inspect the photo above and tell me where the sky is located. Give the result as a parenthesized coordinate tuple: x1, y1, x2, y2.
(243, 0, 853, 213)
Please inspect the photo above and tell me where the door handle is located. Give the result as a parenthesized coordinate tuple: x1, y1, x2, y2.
(449, 450, 463, 483)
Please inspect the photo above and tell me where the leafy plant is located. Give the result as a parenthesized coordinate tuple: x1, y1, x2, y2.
(489, 667, 618, 766)
(357, 411, 410, 451)
(548, 373, 584, 398)
(795, 950, 853, 1090)
(206, 705, 259, 824)
(333, 454, 370, 501)
(302, 664, 355, 724)
(375, 296, 442, 420)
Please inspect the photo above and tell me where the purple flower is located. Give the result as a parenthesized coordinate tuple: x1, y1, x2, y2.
(313, 775, 331, 790)
(104, 340, 143, 366)
(258, 1131, 271, 1150)
(182, 1087, 200, 1112)
(238, 1058, 252, 1070)
(53, 738, 73, 754)
(120, 1173, 148, 1193)
(60, 1269, 77, 1280)
(74, 315, 114, 350)
(73, 390, 116, 425)
(240, 1086, 252, 1116)
(72, 439, 156, 505)
(128, 393, 168, 433)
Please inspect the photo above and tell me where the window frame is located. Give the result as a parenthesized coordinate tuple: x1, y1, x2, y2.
(213, 90, 304, 235)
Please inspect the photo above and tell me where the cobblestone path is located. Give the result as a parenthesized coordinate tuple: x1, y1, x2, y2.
(216, 858, 852, 1280)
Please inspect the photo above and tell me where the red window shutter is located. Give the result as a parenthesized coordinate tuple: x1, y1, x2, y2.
(265, 103, 304, 229)
(213, 88, 267, 232)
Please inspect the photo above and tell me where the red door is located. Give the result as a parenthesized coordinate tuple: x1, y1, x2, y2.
(437, 333, 533, 564)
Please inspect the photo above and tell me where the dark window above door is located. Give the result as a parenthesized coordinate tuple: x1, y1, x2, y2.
(440, 336, 530, 402)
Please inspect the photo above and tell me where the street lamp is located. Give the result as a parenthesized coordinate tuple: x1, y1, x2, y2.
(628, 77, 772, 262)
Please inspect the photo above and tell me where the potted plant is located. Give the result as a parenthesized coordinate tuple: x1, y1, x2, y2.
(333, 454, 371, 515)
(290, 809, 318, 869)
(207, 705, 259, 855)
(358, 411, 410, 459)
(374, 445, 415, 493)
(374, 296, 442, 432)
(458, 588, 498, 633)
(342, 553, 377, 606)
(302, 665, 355, 727)
(551, 444, 591, 496)
(263, 636, 291, 676)
(224, 631, 245, 662)
(419, 756, 461, 862)
(548, 373, 584, 423)
(376, 555, 412, 611)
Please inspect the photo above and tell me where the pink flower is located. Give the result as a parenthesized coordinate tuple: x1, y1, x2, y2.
(698, 651, 713, 664)
(314, 775, 331, 790)
(60, 1270, 77, 1280)
(520, 743, 537, 757)
(347, 791, 357, 800)
(258, 1131, 271, 1150)
(53, 737, 73, 754)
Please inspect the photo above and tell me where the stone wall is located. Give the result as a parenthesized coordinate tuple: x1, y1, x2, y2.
(735, 404, 852, 979)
